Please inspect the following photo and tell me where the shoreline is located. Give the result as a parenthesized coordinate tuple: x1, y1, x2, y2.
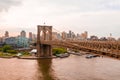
(0, 56, 57, 60)
(0, 53, 120, 60)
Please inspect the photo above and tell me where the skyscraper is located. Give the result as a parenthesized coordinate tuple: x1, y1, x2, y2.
(5, 31, 9, 38)
(20, 30, 26, 37)
(62, 31, 67, 40)
(29, 32, 32, 39)
(29, 32, 33, 41)
(80, 31, 88, 40)
(84, 31, 88, 39)
(69, 30, 72, 38)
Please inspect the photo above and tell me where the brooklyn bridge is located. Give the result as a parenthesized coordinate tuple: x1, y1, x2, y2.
(33, 25, 120, 58)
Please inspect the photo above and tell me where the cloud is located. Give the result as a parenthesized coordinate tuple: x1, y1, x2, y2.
(36, 0, 120, 13)
(1, 0, 120, 15)
(0, 0, 120, 38)
(0, 0, 22, 12)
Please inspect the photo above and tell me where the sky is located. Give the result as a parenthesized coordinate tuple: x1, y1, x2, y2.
(0, 0, 120, 38)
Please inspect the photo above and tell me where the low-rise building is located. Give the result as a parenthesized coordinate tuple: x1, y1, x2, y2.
(4, 37, 17, 47)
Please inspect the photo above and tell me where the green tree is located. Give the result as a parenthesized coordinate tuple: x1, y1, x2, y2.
(52, 48, 67, 55)
(2, 45, 12, 52)
(0, 48, 2, 51)
(7, 50, 17, 54)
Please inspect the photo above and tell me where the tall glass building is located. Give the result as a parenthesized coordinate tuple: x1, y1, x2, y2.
(16, 36, 29, 48)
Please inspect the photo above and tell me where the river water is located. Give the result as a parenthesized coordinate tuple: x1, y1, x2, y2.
(0, 55, 120, 80)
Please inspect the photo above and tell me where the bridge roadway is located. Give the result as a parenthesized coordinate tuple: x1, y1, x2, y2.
(34, 40, 120, 58)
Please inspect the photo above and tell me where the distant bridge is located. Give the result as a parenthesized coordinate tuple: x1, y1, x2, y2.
(34, 25, 120, 58)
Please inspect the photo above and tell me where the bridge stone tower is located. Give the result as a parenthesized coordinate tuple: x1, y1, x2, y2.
(37, 25, 52, 57)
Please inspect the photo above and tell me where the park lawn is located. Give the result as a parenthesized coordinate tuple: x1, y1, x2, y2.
(0, 51, 31, 57)
(0, 52, 16, 57)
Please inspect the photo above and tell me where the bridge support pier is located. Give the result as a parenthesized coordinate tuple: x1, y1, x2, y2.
(37, 44, 52, 58)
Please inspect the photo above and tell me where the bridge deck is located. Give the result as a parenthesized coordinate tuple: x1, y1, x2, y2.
(34, 40, 120, 58)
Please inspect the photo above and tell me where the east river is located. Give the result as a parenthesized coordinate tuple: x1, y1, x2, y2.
(0, 54, 120, 80)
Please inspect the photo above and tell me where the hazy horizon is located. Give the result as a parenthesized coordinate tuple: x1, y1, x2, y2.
(0, 0, 120, 38)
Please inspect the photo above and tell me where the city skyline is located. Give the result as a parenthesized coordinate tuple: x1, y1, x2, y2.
(0, 0, 120, 38)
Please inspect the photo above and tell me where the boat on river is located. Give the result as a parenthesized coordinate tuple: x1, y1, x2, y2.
(86, 54, 100, 59)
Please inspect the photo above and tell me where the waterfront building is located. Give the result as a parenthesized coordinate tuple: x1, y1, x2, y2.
(16, 36, 29, 48)
(4, 37, 17, 48)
